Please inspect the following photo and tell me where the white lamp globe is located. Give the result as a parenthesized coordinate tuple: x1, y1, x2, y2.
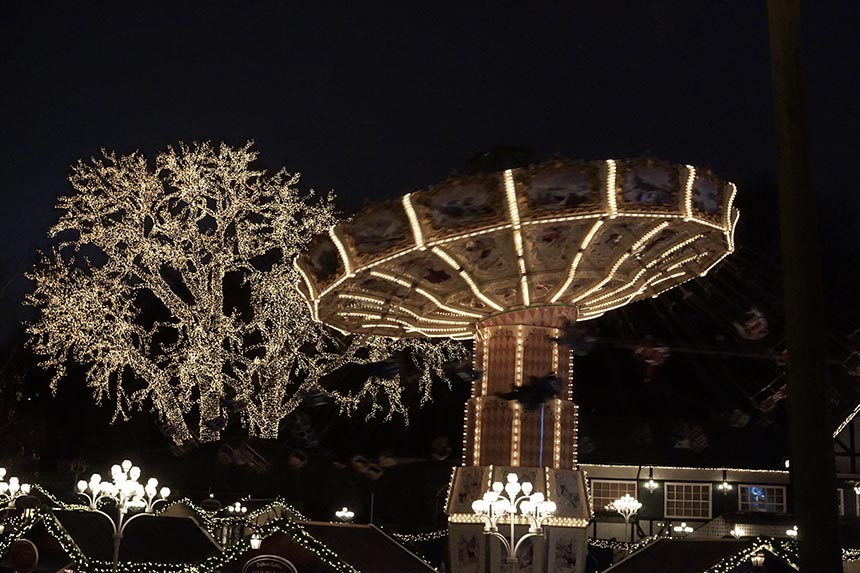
(521, 482, 533, 495)
(159, 487, 171, 499)
(531, 492, 544, 503)
(0, 468, 6, 479)
(20, 484, 30, 495)
(77, 480, 88, 492)
(505, 481, 521, 497)
(520, 500, 535, 514)
(471, 500, 488, 514)
(492, 481, 504, 493)
(507, 473, 518, 484)
(111, 465, 122, 476)
(129, 466, 142, 481)
(0, 483, 8, 494)
(91, 473, 102, 484)
(121, 460, 133, 472)
(147, 478, 158, 487)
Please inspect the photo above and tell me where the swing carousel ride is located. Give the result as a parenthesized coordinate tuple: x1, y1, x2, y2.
(295, 156, 738, 570)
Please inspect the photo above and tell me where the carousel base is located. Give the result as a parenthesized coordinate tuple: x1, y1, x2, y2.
(446, 466, 591, 573)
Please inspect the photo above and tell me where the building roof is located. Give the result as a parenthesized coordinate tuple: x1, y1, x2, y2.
(300, 522, 438, 573)
(52, 510, 221, 563)
(604, 538, 799, 573)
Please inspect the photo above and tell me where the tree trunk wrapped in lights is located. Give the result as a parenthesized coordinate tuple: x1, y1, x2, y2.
(26, 142, 465, 443)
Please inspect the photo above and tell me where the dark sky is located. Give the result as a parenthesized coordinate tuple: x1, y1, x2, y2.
(2, 2, 859, 343)
(1, 1, 859, 510)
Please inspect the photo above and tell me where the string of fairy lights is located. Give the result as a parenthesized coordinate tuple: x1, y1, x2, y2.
(25, 142, 466, 446)
(5, 485, 860, 570)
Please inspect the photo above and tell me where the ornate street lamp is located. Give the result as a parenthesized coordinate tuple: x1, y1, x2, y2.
(606, 494, 642, 524)
(750, 551, 766, 567)
(673, 522, 694, 535)
(335, 507, 355, 523)
(76, 460, 170, 572)
(471, 473, 556, 567)
(0, 468, 31, 508)
(250, 532, 263, 549)
(644, 467, 658, 494)
(729, 525, 744, 539)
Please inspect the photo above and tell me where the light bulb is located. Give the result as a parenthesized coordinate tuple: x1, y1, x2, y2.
(122, 460, 133, 472)
(492, 481, 503, 493)
(77, 480, 88, 492)
(521, 482, 533, 495)
(160, 487, 170, 498)
(506, 473, 518, 484)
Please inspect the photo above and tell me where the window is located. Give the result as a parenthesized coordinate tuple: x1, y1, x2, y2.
(738, 485, 786, 513)
(838, 489, 845, 517)
(590, 480, 637, 511)
(664, 482, 711, 519)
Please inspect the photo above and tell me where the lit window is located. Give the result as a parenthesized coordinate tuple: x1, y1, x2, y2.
(664, 482, 711, 519)
(590, 480, 637, 512)
(738, 485, 786, 513)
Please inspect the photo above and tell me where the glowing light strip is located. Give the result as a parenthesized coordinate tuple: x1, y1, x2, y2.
(521, 212, 603, 225)
(569, 252, 629, 303)
(338, 293, 387, 307)
(683, 165, 696, 220)
(393, 305, 472, 325)
(512, 401, 521, 466)
(725, 182, 738, 228)
(415, 286, 485, 318)
(329, 226, 352, 276)
(727, 208, 739, 252)
(570, 221, 669, 303)
(402, 193, 425, 250)
(473, 398, 482, 465)
(360, 323, 402, 330)
(572, 404, 579, 466)
(504, 170, 530, 307)
(431, 247, 504, 311)
(515, 326, 524, 386)
(646, 235, 704, 266)
(481, 327, 490, 396)
(504, 170, 522, 230)
(293, 258, 319, 321)
(370, 270, 411, 288)
(700, 251, 731, 276)
(338, 311, 383, 320)
(430, 223, 513, 246)
(554, 399, 562, 468)
(648, 271, 686, 287)
(606, 160, 618, 218)
(579, 463, 789, 474)
(317, 274, 351, 302)
(550, 219, 604, 303)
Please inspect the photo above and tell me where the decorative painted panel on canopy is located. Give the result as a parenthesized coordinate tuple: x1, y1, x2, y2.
(295, 157, 738, 338)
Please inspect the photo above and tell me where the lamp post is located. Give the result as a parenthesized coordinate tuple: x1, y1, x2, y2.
(471, 473, 556, 570)
(607, 494, 642, 544)
(335, 507, 355, 523)
(76, 459, 170, 572)
(0, 468, 32, 508)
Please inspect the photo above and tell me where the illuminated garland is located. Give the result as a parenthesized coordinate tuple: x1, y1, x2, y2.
(392, 530, 449, 543)
(703, 537, 798, 572)
(25, 142, 465, 444)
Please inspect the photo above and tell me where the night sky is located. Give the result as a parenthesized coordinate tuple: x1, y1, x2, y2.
(1, 1, 859, 517)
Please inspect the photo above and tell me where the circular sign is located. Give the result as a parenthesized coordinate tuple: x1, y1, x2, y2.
(242, 555, 298, 573)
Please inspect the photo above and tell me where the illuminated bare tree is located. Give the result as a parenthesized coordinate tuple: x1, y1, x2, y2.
(27, 142, 464, 443)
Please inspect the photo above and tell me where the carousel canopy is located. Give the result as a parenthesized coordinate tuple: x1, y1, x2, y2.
(296, 157, 738, 338)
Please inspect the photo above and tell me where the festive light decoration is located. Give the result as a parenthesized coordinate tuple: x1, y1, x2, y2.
(334, 507, 355, 523)
(76, 460, 171, 571)
(606, 494, 642, 524)
(673, 522, 694, 535)
(471, 473, 556, 563)
(226, 501, 247, 514)
(785, 525, 798, 538)
(0, 468, 31, 508)
(730, 525, 745, 539)
(26, 142, 465, 443)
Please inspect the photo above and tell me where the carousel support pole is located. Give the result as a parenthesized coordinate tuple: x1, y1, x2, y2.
(768, 1, 841, 571)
